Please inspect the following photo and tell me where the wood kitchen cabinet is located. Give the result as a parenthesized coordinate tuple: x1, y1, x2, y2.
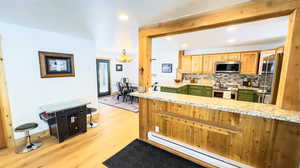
(191, 55, 203, 73)
(227, 53, 241, 61)
(202, 55, 215, 74)
(240, 52, 259, 74)
(179, 51, 259, 75)
(181, 55, 192, 73)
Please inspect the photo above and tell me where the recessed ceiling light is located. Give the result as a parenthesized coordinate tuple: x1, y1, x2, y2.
(226, 26, 238, 32)
(227, 39, 237, 43)
(182, 43, 188, 49)
(165, 36, 172, 40)
(119, 14, 129, 21)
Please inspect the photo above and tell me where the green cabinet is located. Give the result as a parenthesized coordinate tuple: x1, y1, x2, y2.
(160, 87, 177, 93)
(161, 86, 188, 94)
(237, 89, 258, 102)
(177, 85, 188, 94)
(188, 85, 212, 97)
(161, 85, 212, 97)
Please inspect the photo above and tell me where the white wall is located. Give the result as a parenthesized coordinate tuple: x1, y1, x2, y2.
(96, 49, 139, 92)
(152, 49, 178, 85)
(0, 22, 98, 139)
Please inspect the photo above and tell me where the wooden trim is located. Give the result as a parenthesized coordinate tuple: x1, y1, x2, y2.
(139, 0, 300, 111)
(139, 35, 152, 88)
(96, 57, 111, 60)
(276, 9, 300, 110)
(0, 36, 15, 148)
(185, 50, 262, 57)
(39, 51, 75, 78)
(140, 1, 295, 37)
(158, 112, 241, 135)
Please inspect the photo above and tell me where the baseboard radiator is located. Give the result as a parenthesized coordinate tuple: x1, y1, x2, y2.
(148, 132, 253, 168)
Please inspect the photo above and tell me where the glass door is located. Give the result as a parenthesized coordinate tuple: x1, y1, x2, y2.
(97, 59, 111, 97)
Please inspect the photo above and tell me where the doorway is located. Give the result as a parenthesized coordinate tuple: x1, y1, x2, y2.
(96, 59, 111, 97)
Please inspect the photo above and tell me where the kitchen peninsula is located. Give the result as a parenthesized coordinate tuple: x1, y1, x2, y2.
(138, 2, 300, 168)
(132, 91, 300, 168)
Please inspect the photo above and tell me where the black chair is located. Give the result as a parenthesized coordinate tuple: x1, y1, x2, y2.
(86, 107, 99, 128)
(117, 82, 129, 102)
(15, 123, 43, 154)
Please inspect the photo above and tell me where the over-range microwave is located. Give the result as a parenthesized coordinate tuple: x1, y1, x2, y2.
(215, 61, 240, 73)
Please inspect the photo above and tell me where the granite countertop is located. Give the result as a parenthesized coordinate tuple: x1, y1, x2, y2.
(160, 82, 260, 91)
(131, 91, 300, 124)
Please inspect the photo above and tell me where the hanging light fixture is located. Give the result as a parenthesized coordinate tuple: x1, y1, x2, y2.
(118, 49, 133, 63)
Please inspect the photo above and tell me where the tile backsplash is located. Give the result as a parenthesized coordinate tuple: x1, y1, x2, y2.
(183, 73, 273, 89)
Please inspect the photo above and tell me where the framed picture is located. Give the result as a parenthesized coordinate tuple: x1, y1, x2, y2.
(116, 64, 123, 71)
(39, 51, 75, 78)
(162, 63, 172, 73)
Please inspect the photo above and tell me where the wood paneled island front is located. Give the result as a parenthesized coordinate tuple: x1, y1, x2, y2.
(132, 91, 300, 168)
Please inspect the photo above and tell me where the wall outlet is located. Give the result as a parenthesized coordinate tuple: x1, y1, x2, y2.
(155, 126, 160, 133)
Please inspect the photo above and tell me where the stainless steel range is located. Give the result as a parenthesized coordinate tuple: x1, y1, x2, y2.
(212, 85, 238, 100)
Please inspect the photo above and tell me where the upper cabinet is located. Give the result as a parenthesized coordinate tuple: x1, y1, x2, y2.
(178, 50, 267, 75)
(191, 55, 203, 73)
(202, 55, 215, 74)
(181, 55, 192, 73)
(240, 52, 259, 75)
(227, 53, 241, 61)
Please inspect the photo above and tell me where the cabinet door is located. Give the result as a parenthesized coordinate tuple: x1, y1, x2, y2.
(192, 55, 203, 73)
(181, 55, 192, 73)
(240, 52, 259, 74)
(227, 53, 241, 61)
(202, 55, 214, 74)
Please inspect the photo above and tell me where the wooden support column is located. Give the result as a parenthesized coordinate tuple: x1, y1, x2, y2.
(138, 32, 152, 88)
(139, 98, 149, 140)
(277, 9, 300, 111)
(0, 36, 15, 148)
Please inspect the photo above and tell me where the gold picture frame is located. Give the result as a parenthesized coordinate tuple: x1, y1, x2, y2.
(39, 51, 75, 78)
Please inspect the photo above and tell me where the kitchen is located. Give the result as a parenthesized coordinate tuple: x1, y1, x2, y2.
(152, 16, 287, 105)
(132, 12, 300, 168)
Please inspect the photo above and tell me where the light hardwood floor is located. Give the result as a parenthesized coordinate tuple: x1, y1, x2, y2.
(0, 104, 139, 168)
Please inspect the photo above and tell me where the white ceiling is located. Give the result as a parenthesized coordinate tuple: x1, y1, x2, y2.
(153, 16, 289, 51)
(0, 0, 250, 51)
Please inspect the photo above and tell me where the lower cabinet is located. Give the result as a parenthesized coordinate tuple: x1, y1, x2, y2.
(188, 86, 212, 97)
(237, 89, 258, 102)
(161, 85, 212, 97)
(160, 87, 177, 93)
(161, 86, 259, 102)
(176, 85, 188, 94)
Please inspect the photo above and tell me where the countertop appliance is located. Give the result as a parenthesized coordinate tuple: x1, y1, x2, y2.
(215, 61, 240, 73)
